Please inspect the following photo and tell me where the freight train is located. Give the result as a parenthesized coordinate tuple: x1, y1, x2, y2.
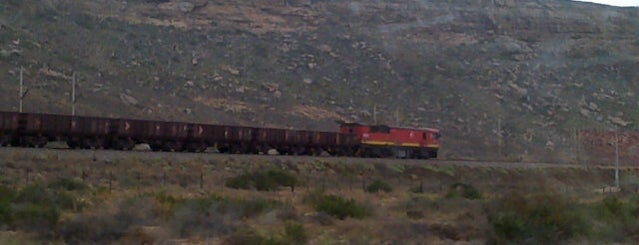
(0, 111, 440, 159)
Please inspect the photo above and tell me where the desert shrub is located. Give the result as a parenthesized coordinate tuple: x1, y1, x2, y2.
(365, 180, 392, 193)
(307, 192, 370, 220)
(0, 186, 17, 228)
(236, 198, 280, 218)
(116, 196, 161, 226)
(11, 203, 60, 233)
(59, 195, 159, 243)
(169, 200, 236, 238)
(156, 193, 279, 238)
(59, 211, 131, 244)
(409, 185, 424, 193)
(487, 191, 589, 244)
(281, 222, 307, 244)
(225, 228, 273, 245)
(15, 184, 77, 210)
(48, 177, 88, 192)
(0, 182, 90, 234)
(276, 206, 299, 221)
(446, 183, 482, 199)
(226, 222, 307, 245)
(589, 195, 639, 242)
(226, 170, 298, 191)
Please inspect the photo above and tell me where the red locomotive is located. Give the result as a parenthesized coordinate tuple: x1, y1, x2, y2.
(0, 111, 439, 159)
(340, 123, 440, 159)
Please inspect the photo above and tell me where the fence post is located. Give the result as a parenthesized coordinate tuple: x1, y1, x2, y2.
(137, 172, 141, 190)
(162, 171, 166, 187)
(220, 173, 224, 191)
(200, 172, 203, 190)
(108, 171, 112, 192)
(26, 168, 30, 185)
(322, 177, 326, 190)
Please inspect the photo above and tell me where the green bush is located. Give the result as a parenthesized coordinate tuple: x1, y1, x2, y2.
(12, 203, 60, 233)
(0, 181, 92, 235)
(281, 222, 307, 244)
(8, 184, 66, 233)
(590, 195, 639, 242)
(308, 192, 370, 220)
(365, 180, 392, 193)
(446, 183, 482, 199)
(487, 191, 588, 244)
(226, 170, 298, 191)
(0, 186, 17, 227)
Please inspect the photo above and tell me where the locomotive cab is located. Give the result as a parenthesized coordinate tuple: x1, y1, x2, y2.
(339, 123, 440, 159)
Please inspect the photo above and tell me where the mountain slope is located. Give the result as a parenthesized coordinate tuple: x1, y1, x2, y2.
(1, 0, 638, 162)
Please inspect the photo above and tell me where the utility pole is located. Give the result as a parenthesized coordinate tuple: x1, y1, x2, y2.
(72, 72, 76, 116)
(497, 118, 502, 158)
(19, 66, 23, 112)
(395, 107, 399, 126)
(373, 105, 377, 125)
(615, 130, 619, 188)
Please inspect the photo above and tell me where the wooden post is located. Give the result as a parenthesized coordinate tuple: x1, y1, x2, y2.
(109, 171, 113, 192)
(200, 172, 203, 190)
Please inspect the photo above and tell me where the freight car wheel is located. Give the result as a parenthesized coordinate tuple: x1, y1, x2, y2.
(66, 141, 79, 149)
(114, 139, 135, 150)
(217, 146, 229, 154)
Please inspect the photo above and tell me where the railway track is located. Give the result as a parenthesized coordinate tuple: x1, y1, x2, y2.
(0, 146, 604, 170)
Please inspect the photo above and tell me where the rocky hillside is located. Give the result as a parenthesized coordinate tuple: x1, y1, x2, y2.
(0, 0, 638, 162)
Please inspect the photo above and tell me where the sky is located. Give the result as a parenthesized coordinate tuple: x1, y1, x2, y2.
(573, 0, 639, 6)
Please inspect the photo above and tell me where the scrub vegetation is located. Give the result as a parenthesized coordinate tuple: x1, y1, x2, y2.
(1, 150, 638, 244)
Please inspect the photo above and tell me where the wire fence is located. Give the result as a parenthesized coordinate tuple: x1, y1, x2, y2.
(9, 166, 639, 197)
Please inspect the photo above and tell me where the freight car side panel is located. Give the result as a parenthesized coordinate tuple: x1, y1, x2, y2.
(40, 114, 72, 137)
(22, 113, 43, 135)
(1, 112, 19, 132)
(117, 119, 151, 140)
(291, 131, 311, 145)
(81, 117, 111, 137)
(255, 128, 287, 145)
(163, 122, 189, 140)
(190, 124, 208, 140)
(313, 132, 337, 146)
(233, 127, 253, 142)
